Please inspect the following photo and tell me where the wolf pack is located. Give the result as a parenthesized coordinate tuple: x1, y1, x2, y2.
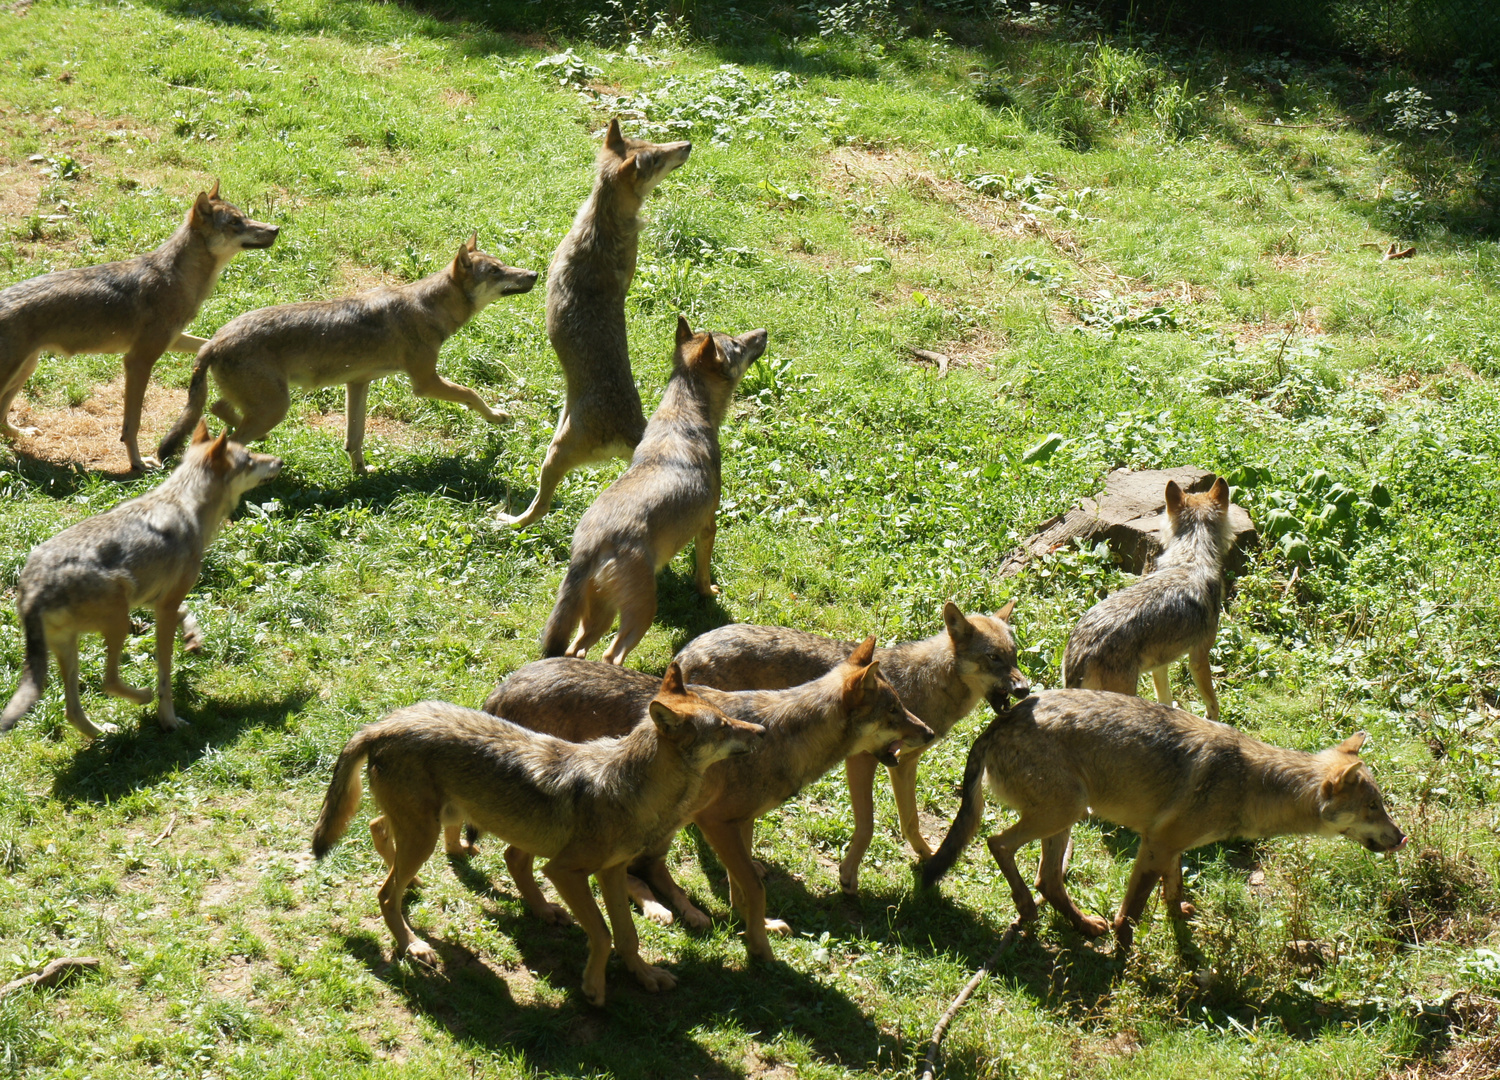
(1, 119, 1406, 1009)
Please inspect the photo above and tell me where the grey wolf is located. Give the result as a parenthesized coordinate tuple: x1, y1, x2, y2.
(483, 639, 935, 958)
(2, 422, 281, 738)
(157, 234, 535, 474)
(310, 665, 764, 1006)
(1063, 476, 1233, 720)
(0, 181, 277, 472)
(498, 118, 692, 527)
(921, 690, 1406, 951)
(539, 317, 765, 664)
(673, 600, 1028, 894)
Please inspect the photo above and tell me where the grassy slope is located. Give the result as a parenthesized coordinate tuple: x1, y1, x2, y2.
(0, 1, 1497, 1077)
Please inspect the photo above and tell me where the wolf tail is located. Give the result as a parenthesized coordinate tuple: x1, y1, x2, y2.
(0, 605, 47, 733)
(156, 346, 215, 461)
(539, 558, 592, 658)
(920, 717, 997, 888)
(311, 726, 379, 858)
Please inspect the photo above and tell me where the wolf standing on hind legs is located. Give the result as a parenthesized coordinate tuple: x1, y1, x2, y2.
(540, 318, 766, 666)
(0, 182, 278, 472)
(1, 423, 281, 738)
(498, 118, 692, 528)
(1063, 476, 1234, 720)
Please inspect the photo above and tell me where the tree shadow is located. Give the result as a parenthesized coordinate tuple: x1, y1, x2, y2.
(49, 688, 311, 803)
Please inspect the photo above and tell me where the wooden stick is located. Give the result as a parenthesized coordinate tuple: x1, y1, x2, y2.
(917, 919, 1024, 1080)
(0, 957, 100, 999)
(150, 812, 177, 847)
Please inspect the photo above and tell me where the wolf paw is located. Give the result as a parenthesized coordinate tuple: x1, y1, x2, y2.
(1077, 913, 1111, 937)
(627, 960, 677, 993)
(764, 918, 791, 936)
(678, 904, 711, 930)
(156, 711, 188, 731)
(697, 582, 721, 597)
(83, 721, 119, 739)
(402, 938, 441, 967)
(3, 424, 40, 439)
(639, 899, 675, 926)
(1167, 901, 1196, 919)
(537, 902, 574, 926)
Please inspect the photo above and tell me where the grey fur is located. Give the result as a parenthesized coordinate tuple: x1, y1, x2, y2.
(672, 600, 1028, 892)
(0, 182, 277, 471)
(1062, 477, 1234, 720)
(2, 426, 280, 737)
(157, 235, 535, 473)
(499, 118, 692, 527)
(539, 320, 766, 665)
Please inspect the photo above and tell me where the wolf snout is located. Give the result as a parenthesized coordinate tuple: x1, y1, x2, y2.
(741, 328, 769, 361)
(1009, 669, 1030, 697)
(906, 711, 937, 746)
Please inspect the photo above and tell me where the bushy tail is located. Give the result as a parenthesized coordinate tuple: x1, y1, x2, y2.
(311, 727, 378, 858)
(156, 347, 214, 461)
(540, 559, 592, 658)
(0, 606, 47, 733)
(920, 718, 996, 888)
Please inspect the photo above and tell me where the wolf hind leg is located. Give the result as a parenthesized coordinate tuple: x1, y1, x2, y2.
(600, 559, 656, 665)
(375, 813, 441, 965)
(498, 410, 591, 529)
(565, 581, 615, 659)
(1150, 664, 1174, 708)
(1113, 842, 1179, 952)
(1037, 831, 1107, 936)
(54, 632, 114, 739)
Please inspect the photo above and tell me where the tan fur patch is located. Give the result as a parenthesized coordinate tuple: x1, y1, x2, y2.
(7, 374, 186, 475)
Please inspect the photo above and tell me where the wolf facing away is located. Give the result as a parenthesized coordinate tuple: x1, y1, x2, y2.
(672, 600, 1029, 894)
(482, 640, 936, 958)
(2, 423, 281, 738)
(539, 318, 766, 665)
(156, 234, 535, 474)
(310, 666, 765, 1006)
(1063, 477, 1234, 720)
(498, 118, 692, 528)
(0, 181, 278, 472)
(921, 690, 1406, 951)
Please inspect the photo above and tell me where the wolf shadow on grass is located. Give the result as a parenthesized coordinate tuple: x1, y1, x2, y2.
(342, 905, 904, 1079)
(49, 688, 311, 804)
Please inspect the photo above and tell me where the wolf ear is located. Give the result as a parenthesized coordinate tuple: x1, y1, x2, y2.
(1321, 760, 1364, 801)
(648, 698, 684, 731)
(687, 332, 717, 371)
(942, 601, 973, 646)
(191, 420, 212, 445)
(860, 659, 883, 692)
(660, 661, 686, 698)
(676, 315, 694, 346)
(995, 597, 1018, 622)
(465, 231, 478, 253)
(208, 178, 220, 200)
(1333, 731, 1368, 756)
(453, 238, 473, 270)
(191, 189, 214, 224)
(1209, 475, 1230, 511)
(847, 635, 877, 668)
(1164, 479, 1184, 517)
(605, 117, 626, 152)
(208, 431, 231, 465)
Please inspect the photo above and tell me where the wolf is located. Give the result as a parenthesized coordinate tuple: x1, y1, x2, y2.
(1063, 476, 1234, 720)
(156, 234, 535, 474)
(498, 118, 692, 527)
(538, 318, 765, 665)
(1, 423, 280, 738)
(482, 639, 936, 958)
(310, 665, 764, 1006)
(921, 690, 1406, 951)
(672, 600, 1028, 894)
(0, 181, 278, 472)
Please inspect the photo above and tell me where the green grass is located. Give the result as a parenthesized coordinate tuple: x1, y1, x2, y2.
(1, 1, 1498, 1077)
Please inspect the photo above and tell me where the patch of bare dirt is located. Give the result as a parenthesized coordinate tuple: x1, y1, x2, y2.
(302, 412, 420, 447)
(0, 162, 44, 223)
(336, 262, 401, 295)
(440, 88, 477, 109)
(8, 374, 189, 475)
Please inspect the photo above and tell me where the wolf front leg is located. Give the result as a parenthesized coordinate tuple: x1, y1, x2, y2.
(153, 591, 193, 730)
(120, 334, 173, 471)
(598, 863, 676, 993)
(544, 863, 615, 1006)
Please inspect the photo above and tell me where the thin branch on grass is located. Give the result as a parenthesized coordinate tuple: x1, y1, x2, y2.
(917, 918, 1025, 1080)
(0, 957, 100, 998)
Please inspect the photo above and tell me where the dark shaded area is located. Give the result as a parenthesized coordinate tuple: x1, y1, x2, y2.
(49, 688, 310, 802)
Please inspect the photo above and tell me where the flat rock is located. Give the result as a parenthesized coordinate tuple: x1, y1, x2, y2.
(998, 467, 1258, 578)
